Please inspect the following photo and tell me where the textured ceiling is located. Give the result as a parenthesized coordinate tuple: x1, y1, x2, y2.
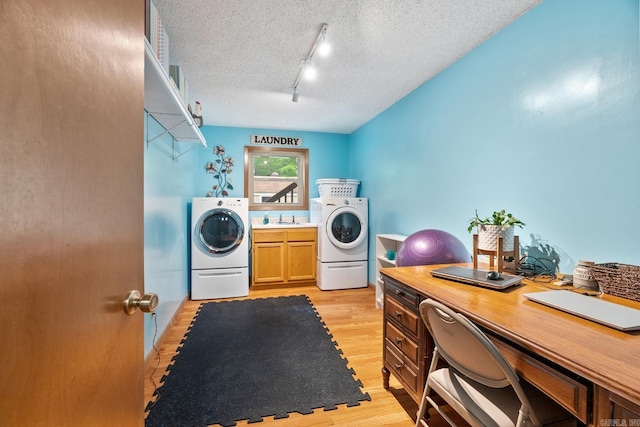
(152, 0, 541, 134)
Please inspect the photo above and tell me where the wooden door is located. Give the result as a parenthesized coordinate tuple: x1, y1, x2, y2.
(0, 1, 144, 426)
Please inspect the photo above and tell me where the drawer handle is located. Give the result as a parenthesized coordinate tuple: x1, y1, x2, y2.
(394, 311, 402, 318)
(395, 289, 405, 297)
(394, 363, 404, 370)
(395, 337, 403, 345)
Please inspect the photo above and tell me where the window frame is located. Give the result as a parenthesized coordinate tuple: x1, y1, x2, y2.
(243, 146, 309, 211)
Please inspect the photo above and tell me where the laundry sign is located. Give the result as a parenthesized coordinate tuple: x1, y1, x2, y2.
(251, 135, 302, 146)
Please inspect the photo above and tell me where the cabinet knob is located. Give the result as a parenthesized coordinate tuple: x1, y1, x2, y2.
(395, 337, 403, 345)
(394, 311, 402, 318)
(394, 363, 404, 370)
(395, 289, 405, 297)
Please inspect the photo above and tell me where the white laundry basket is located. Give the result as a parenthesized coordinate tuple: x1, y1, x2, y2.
(316, 179, 360, 197)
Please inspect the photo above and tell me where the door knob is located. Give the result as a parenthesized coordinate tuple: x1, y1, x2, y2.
(123, 290, 159, 315)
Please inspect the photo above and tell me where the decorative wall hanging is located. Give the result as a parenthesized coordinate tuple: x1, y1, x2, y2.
(205, 145, 234, 197)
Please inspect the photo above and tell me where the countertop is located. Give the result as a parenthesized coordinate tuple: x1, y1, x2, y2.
(251, 216, 316, 229)
(251, 222, 317, 229)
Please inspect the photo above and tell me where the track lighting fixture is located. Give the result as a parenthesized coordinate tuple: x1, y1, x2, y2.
(292, 23, 329, 102)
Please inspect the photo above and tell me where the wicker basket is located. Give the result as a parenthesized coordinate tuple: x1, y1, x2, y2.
(590, 263, 640, 302)
(317, 178, 360, 197)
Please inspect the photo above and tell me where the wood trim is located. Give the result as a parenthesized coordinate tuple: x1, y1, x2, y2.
(144, 295, 188, 372)
(244, 146, 309, 211)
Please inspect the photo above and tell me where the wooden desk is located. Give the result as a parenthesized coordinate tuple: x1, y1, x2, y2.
(381, 264, 640, 426)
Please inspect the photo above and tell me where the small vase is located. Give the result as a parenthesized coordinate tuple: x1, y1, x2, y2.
(573, 260, 599, 291)
(477, 225, 515, 252)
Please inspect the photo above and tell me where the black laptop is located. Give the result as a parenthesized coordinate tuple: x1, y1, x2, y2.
(430, 266, 523, 290)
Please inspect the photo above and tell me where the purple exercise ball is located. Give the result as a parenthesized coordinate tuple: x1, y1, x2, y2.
(396, 229, 470, 267)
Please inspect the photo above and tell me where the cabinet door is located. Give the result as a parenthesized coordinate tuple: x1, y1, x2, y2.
(253, 242, 285, 285)
(287, 241, 316, 281)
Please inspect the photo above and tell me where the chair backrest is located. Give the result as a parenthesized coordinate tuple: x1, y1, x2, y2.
(419, 298, 521, 389)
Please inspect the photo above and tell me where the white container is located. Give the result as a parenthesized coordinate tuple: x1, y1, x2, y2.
(477, 225, 515, 252)
(317, 178, 360, 197)
(573, 260, 599, 291)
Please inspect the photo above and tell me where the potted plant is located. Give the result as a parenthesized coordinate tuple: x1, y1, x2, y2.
(467, 209, 525, 252)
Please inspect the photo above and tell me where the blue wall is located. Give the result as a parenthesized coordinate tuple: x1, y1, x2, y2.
(195, 126, 350, 220)
(143, 124, 349, 356)
(144, 0, 640, 357)
(143, 115, 199, 356)
(351, 0, 640, 280)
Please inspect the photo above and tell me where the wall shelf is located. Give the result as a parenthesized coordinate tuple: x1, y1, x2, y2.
(144, 38, 206, 158)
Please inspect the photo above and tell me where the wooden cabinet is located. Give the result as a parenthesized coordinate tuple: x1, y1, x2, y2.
(251, 227, 317, 288)
(381, 275, 431, 403)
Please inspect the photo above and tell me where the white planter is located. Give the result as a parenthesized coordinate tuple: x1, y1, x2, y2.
(477, 225, 515, 252)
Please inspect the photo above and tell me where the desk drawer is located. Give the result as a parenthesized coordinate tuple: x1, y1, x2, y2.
(385, 277, 419, 309)
(385, 296, 420, 336)
(385, 344, 419, 394)
(385, 321, 419, 365)
(491, 336, 589, 423)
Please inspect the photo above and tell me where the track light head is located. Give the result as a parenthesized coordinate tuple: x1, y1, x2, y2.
(316, 40, 331, 57)
(303, 61, 317, 81)
(317, 25, 330, 57)
(291, 23, 329, 104)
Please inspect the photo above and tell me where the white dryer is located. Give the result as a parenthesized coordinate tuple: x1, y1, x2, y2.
(191, 197, 249, 299)
(310, 197, 368, 290)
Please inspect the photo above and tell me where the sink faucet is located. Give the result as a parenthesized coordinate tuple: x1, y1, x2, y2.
(277, 213, 296, 224)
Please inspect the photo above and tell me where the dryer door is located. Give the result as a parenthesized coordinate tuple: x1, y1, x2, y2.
(194, 208, 245, 255)
(326, 207, 367, 249)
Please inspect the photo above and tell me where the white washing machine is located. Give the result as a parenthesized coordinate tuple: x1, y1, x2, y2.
(310, 197, 368, 290)
(191, 197, 249, 299)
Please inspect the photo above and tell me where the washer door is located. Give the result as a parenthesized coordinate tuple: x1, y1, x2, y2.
(194, 208, 245, 255)
(326, 207, 367, 249)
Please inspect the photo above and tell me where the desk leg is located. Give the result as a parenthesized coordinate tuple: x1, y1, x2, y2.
(382, 366, 390, 389)
(473, 234, 478, 269)
(497, 236, 504, 272)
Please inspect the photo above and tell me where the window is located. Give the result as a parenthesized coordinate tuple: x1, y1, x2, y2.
(244, 146, 309, 211)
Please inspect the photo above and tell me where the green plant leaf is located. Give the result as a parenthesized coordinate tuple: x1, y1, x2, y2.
(467, 209, 525, 232)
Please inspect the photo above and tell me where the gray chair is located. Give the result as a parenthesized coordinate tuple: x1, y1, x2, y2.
(416, 298, 572, 427)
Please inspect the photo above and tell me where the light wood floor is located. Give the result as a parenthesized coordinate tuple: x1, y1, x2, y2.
(144, 285, 459, 427)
